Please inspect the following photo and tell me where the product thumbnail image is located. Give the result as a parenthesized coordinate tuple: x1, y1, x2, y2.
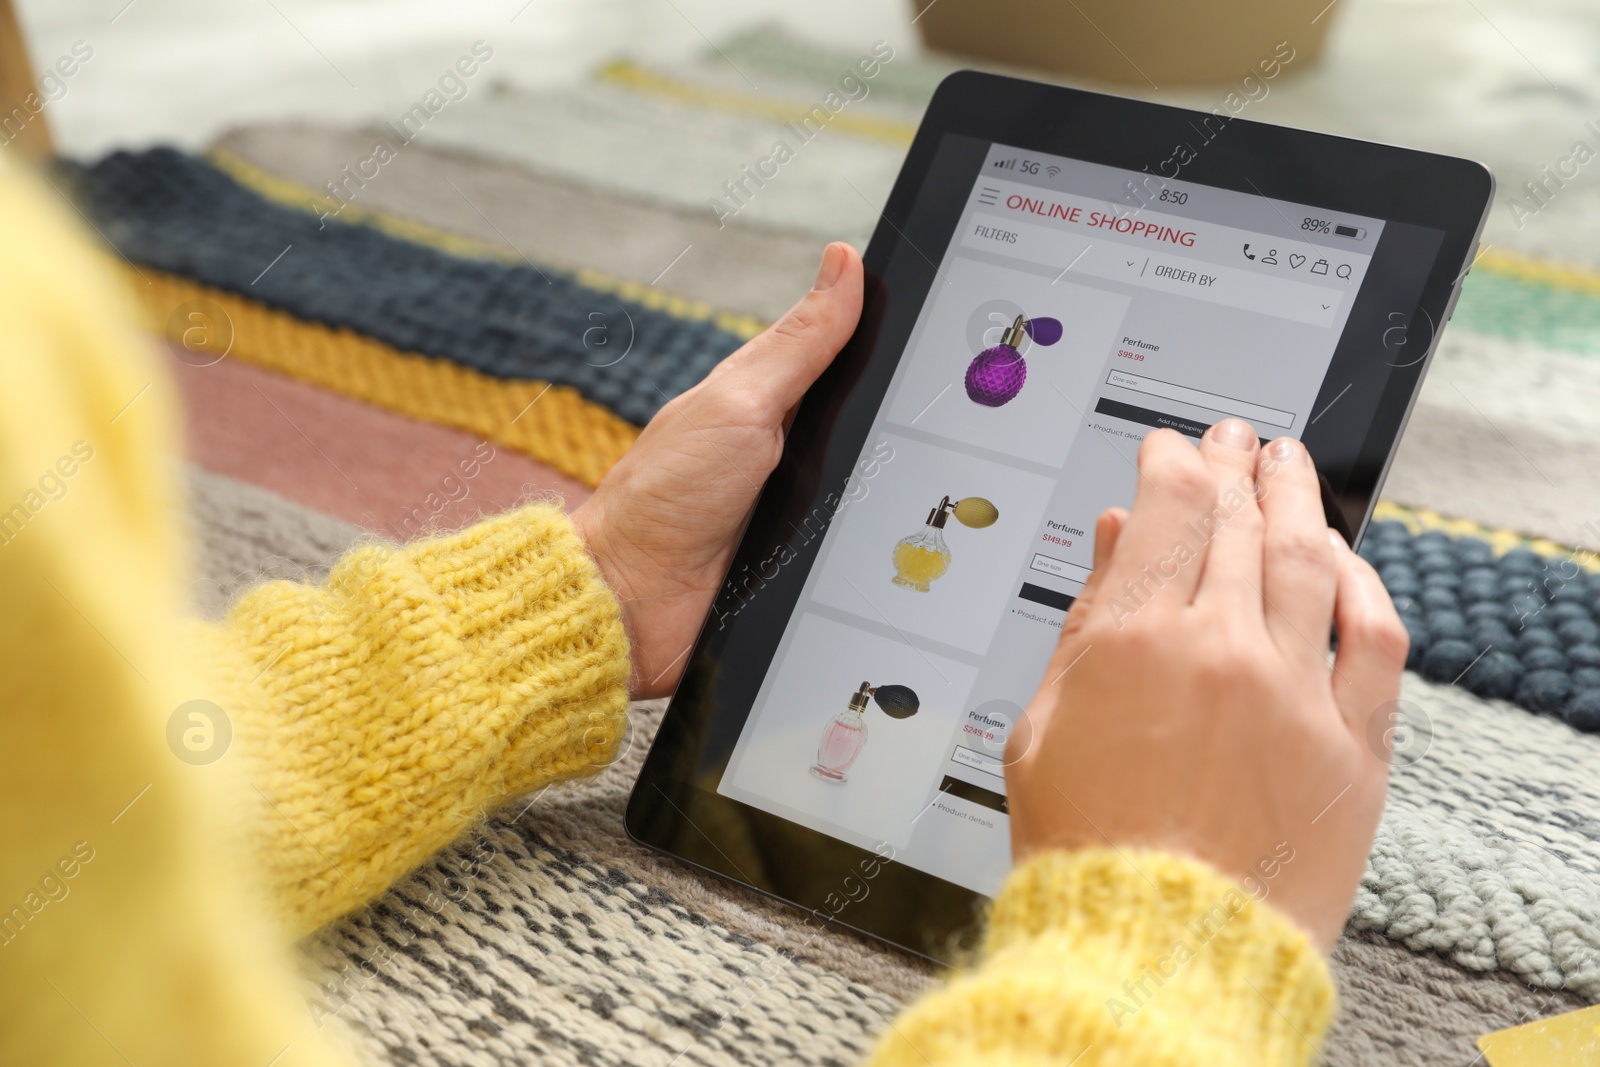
(891, 495, 999, 591)
(810, 680, 921, 783)
(965, 313, 1063, 406)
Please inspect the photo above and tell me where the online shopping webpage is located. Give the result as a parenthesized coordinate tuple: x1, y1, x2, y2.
(719, 144, 1385, 896)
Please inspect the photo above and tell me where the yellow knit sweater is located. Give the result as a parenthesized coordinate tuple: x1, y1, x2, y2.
(0, 159, 1334, 1066)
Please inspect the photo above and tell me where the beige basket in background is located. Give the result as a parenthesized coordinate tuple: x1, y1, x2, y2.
(914, 0, 1336, 87)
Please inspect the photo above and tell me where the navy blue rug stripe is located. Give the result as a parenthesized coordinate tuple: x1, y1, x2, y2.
(65, 148, 744, 426)
(1363, 520, 1600, 732)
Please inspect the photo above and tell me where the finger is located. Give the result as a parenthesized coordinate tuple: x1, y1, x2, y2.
(1059, 507, 1126, 626)
(1018, 509, 1124, 760)
(1192, 418, 1266, 615)
(713, 243, 863, 423)
(1329, 532, 1409, 732)
(1092, 507, 1127, 572)
(1255, 437, 1338, 666)
(1098, 429, 1216, 609)
(1016, 586, 1104, 772)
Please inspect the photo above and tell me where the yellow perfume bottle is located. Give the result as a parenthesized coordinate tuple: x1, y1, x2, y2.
(891, 495, 998, 591)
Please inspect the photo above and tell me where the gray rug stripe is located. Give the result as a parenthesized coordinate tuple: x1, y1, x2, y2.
(210, 121, 827, 324)
(522, 699, 940, 1003)
(300, 790, 1595, 1067)
(1325, 933, 1589, 1066)
(302, 819, 907, 1067)
(1385, 400, 1600, 547)
(359, 81, 892, 249)
(1363, 672, 1600, 997)
(186, 463, 369, 617)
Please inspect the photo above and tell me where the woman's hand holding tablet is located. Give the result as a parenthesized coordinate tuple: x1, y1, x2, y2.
(573, 243, 864, 697)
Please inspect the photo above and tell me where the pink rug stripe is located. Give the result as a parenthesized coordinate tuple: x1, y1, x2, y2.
(168, 348, 593, 538)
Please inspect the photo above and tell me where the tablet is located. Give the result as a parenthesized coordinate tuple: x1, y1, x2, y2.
(626, 70, 1493, 961)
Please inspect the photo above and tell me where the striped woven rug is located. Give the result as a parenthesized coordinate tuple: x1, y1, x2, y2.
(77, 20, 1600, 1066)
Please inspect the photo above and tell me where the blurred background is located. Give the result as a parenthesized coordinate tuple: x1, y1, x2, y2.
(10, 4, 1600, 1065)
(18, 0, 1600, 266)
(22, 0, 912, 153)
(17, 0, 1600, 189)
(11, 0, 1600, 612)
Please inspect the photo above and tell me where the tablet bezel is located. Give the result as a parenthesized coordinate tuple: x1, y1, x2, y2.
(625, 70, 1494, 963)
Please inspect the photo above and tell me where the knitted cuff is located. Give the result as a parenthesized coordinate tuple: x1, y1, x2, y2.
(985, 848, 1334, 1065)
(225, 502, 632, 934)
(396, 503, 633, 796)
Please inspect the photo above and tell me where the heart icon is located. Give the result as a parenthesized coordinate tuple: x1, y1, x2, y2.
(1289, 254, 1307, 268)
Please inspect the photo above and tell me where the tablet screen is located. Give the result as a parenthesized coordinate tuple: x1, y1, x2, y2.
(714, 140, 1419, 897)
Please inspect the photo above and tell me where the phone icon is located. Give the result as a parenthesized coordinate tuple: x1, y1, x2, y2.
(1243, 243, 1256, 260)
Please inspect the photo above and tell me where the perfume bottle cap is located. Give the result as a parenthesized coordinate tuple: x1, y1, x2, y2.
(1001, 314, 1065, 350)
(1001, 314, 1028, 349)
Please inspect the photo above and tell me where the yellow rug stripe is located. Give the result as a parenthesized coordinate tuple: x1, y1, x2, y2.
(205, 148, 767, 341)
(1373, 500, 1599, 570)
(129, 267, 639, 488)
(595, 59, 918, 146)
(1477, 247, 1600, 296)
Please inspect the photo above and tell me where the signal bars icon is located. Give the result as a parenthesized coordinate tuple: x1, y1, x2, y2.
(992, 158, 1063, 178)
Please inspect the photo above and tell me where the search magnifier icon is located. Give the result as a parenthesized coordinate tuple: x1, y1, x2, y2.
(1336, 264, 1352, 279)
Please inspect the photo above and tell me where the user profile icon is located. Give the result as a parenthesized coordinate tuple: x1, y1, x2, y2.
(1260, 249, 1279, 265)
(1336, 263, 1352, 279)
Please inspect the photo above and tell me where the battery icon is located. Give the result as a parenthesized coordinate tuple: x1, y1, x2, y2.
(1334, 224, 1366, 239)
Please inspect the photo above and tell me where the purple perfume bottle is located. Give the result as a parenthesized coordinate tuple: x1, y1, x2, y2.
(964, 314, 1063, 406)
(810, 682, 921, 783)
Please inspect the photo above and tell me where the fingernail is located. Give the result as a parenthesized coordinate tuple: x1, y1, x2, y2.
(1269, 438, 1310, 467)
(813, 243, 846, 291)
(1207, 418, 1256, 450)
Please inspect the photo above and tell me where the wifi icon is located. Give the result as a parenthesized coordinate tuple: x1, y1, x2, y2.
(1045, 165, 1061, 178)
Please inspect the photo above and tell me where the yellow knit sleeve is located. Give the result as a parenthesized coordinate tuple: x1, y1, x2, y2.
(867, 849, 1335, 1067)
(192, 504, 631, 936)
(0, 158, 356, 1066)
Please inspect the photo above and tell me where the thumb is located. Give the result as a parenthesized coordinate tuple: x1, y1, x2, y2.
(1329, 533, 1410, 733)
(1044, 507, 1124, 641)
(714, 242, 864, 422)
(1011, 510, 1121, 768)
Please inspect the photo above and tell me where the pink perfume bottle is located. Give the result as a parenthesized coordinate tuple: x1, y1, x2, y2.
(964, 314, 1063, 406)
(810, 681, 921, 783)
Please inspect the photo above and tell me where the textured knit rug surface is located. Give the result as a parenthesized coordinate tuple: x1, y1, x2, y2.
(131, 3, 1600, 1062)
(192, 470, 1600, 1067)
